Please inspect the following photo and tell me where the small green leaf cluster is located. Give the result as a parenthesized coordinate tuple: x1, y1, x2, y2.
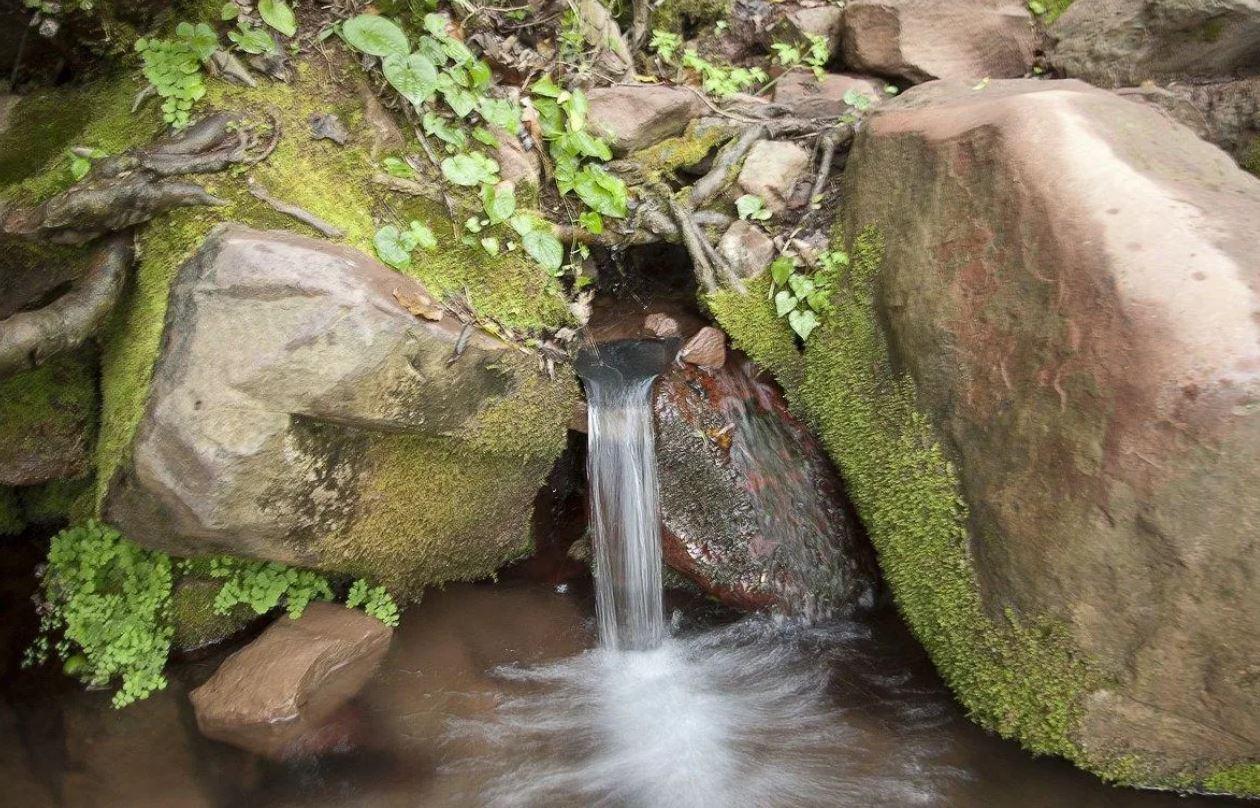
(206, 556, 335, 619)
(681, 49, 767, 97)
(736, 193, 771, 222)
(374, 220, 438, 269)
(28, 522, 404, 708)
(531, 74, 628, 224)
(222, 0, 297, 54)
(134, 23, 217, 129)
(649, 29, 683, 64)
(771, 34, 829, 77)
(346, 579, 401, 627)
(67, 147, 106, 181)
(26, 520, 174, 708)
(768, 246, 848, 340)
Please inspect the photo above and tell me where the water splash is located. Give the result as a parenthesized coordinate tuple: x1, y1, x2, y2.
(448, 618, 962, 807)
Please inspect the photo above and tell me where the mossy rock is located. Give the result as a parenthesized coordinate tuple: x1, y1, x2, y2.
(103, 223, 577, 597)
(169, 578, 254, 652)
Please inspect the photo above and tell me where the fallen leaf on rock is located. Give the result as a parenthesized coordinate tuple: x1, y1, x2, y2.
(393, 287, 443, 321)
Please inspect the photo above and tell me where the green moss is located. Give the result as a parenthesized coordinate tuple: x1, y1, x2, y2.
(0, 73, 161, 206)
(793, 227, 1099, 759)
(0, 351, 98, 482)
(626, 121, 733, 184)
(1200, 16, 1226, 43)
(0, 488, 24, 536)
(321, 362, 577, 596)
(707, 274, 803, 387)
(1242, 136, 1260, 178)
(654, 0, 730, 32)
(1203, 763, 1260, 797)
(168, 578, 253, 651)
(20, 477, 94, 526)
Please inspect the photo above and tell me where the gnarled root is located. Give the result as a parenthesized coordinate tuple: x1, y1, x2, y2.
(0, 233, 134, 377)
(2, 178, 225, 245)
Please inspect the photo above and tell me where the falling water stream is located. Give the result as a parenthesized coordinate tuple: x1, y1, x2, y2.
(583, 341, 669, 651)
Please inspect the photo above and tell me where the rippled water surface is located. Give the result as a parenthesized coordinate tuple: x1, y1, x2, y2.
(0, 582, 1248, 807)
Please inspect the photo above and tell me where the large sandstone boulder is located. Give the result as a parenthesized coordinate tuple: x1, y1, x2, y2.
(840, 0, 1036, 83)
(1050, 0, 1260, 88)
(104, 225, 575, 593)
(836, 77, 1260, 791)
(1117, 78, 1260, 173)
(654, 357, 878, 616)
(190, 603, 391, 760)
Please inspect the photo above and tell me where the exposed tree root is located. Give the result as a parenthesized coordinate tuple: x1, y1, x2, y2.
(0, 234, 134, 377)
(247, 178, 344, 238)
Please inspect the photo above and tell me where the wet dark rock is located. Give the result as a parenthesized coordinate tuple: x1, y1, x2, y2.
(653, 358, 878, 616)
(190, 603, 392, 761)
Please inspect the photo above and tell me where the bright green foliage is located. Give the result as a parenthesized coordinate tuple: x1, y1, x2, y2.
(736, 194, 771, 221)
(135, 22, 218, 129)
(374, 221, 438, 269)
(706, 273, 802, 388)
(771, 35, 828, 77)
(650, 29, 682, 63)
(1029, 0, 1075, 22)
(766, 250, 844, 341)
(206, 556, 335, 619)
(1204, 763, 1260, 797)
(681, 49, 766, 97)
(341, 13, 411, 57)
(346, 579, 401, 627)
(227, 19, 278, 54)
(27, 521, 174, 708)
(258, 0, 297, 36)
(531, 76, 628, 218)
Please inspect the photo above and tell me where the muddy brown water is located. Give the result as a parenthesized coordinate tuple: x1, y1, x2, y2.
(0, 578, 1247, 808)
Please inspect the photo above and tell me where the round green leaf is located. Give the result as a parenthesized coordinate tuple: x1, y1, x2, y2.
(342, 14, 410, 58)
(383, 52, 438, 107)
(482, 181, 517, 224)
(523, 229, 564, 272)
(259, 0, 298, 37)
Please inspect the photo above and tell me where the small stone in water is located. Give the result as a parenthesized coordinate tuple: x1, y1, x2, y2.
(644, 312, 680, 338)
(679, 326, 726, 370)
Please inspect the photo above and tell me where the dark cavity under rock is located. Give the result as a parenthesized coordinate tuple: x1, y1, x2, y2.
(654, 355, 879, 618)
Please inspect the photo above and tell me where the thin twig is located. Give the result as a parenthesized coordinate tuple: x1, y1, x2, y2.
(666, 195, 717, 293)
(809, 128, 842, 205)
(247, 178, 343, 238)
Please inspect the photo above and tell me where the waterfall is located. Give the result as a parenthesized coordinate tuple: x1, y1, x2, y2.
(578, 339, 673, 651)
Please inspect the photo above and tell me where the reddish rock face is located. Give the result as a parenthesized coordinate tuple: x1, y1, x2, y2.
(679, 326, 727, 370)
(190, 603, 392, 760)
(654, 356, 879, 617)
(841, 0, 1035, 83)
(842, 77, 1260, 777)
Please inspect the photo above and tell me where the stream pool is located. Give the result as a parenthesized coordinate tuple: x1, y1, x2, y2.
(0, 581, 1246, 808)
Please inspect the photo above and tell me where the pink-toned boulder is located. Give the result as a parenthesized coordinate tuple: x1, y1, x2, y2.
(190, 603, 392, 760)
(718, 220, 776, 279)
(736, 140, 811, 211)
(841, 76, 1260, 790)
(773, 71, 885, 117)
(679, 326, 727, 370)
(644, 312, 681, 338)
(841, 0, 1036, 83)
(587, 85, 707, 154)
